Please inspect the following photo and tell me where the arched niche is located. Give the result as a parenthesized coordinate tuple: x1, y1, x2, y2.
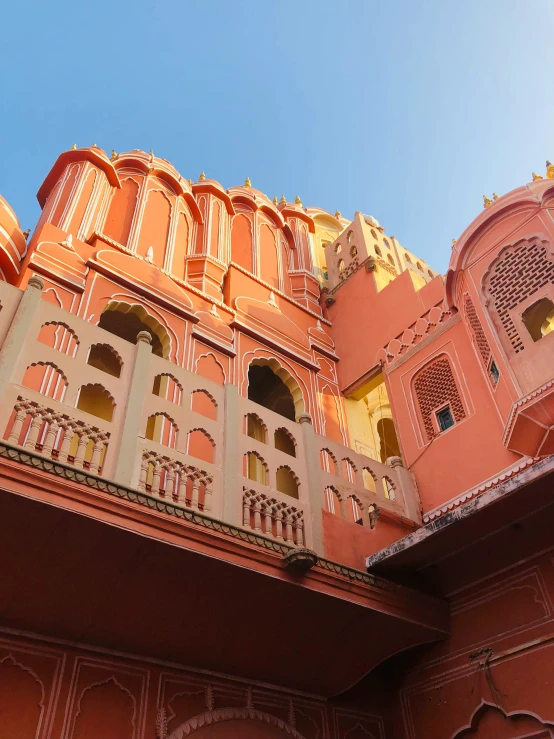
(103, 177, 139, 247)
(98, 301, 171, 358)
(136, 187, 172, 266)
(231, 213, 254, 272)
(247, 358, 304, 421)
(0, 656, 44, 739)
(259, 222, 279, 289)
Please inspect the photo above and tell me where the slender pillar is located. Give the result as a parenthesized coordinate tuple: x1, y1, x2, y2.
(221, 383, 241, 524)
(386, 455, 422, 525)
(112, 331, 152, 486)
(298, 412, 324, 555)
(8, 404, 27, 444)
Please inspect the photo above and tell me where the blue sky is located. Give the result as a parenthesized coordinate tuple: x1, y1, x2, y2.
(2, 0, 554, 272)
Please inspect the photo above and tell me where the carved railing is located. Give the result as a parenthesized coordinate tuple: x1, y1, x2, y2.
(316, 433, 420, 525)
(242, 488, 305, 547)
(6, 397, 110, 474)
(138, 450, 213, 513)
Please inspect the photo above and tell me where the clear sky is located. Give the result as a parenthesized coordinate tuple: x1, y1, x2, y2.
(2, 0, 554, 272)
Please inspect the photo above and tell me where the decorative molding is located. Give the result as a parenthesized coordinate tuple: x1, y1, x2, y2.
(0, 441, 398, 594)
(166, 706, 307, 739)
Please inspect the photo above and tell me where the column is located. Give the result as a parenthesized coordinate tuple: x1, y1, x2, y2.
(112, 330, 152, 486)
(221, 383, 241, 524)
(0, 276, 44, 396)
(386, 455, 422, 525)
(298, 412, 324, 555)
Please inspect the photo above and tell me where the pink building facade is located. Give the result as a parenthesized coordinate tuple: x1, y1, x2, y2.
(0, 146, 553, 737)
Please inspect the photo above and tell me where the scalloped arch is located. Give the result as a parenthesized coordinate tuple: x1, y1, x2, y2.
(167, 706, 307, 739)
(248, 357, 305, 419)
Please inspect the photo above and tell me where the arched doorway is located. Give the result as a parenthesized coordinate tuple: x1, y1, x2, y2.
(247, 359, 304, 421)
(166, 707, 307, 739)
(376, 417, 401, 462)
(98, 301, 171, 358)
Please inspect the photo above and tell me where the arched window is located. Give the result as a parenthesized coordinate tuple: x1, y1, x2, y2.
(22, 362, 68, 401)
(87, 344, 122, 378)
(335, 243, 342, 254)
(346, 230, 353, 243)
(244, 452, 268, 485)
(382, 476, 396, 501)
(362, 467, 377, 493)
(247, 359, 304, 421)
(187, 428, 215, 464)
(387, 254, 394, 266)
(348, 495, 363, 524)
(416, 261, 422, 270)
(320, 448, 338, 475)
(342, 457, 357, 483)
(522, 297, 554, 341)
(76, 384, 115, 422)
(153, 374, 183, 404)
(375, 246, 382, 257)
(325, 486, 341, 514)
(404, 253, 412, 263)
(427, 269, 434, 278)
(338, 259, 345, 274)
(191, 389, 217, 419)
(245, 413, 267, 443)
(145, 412, 178, 448)
(376, 418, 401, 463)
(98, 301, 170, 358)
(37, 322, 79, 356)
(276, 466, 299, 498)
(383, 239, 390, 248)
(274, 427, 296, 456)
(484, 239, 554, 353)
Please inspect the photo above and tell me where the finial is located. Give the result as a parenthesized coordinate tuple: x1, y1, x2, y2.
(452, 238, 457, 247)
(188, 178, 193, 186)
(145, 246, 154, 263)
(92, 143, 97, 147)
(532, 172, 543, 181)
(244, 176, 251, 187)
(483, 195, 493, 208)
(272, 195, 278, 206)
(493, 192, 499, 201)
(335, 210, 342, 219)
(111, 149, 117, 161)
(280, 194, 286, 205)
(149, 149, 154, 157)
(23, 229, 30, 240)
(71, 144, 77, 150)
(295, 195, 302, 205)
(547, 160, 554, 179)
(199, 171, 206, 181)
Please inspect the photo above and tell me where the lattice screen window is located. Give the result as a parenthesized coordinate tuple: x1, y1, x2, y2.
(413, 357, 466, 441)
(484, 241, 554, 353)
(464, 295, 491, 367)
